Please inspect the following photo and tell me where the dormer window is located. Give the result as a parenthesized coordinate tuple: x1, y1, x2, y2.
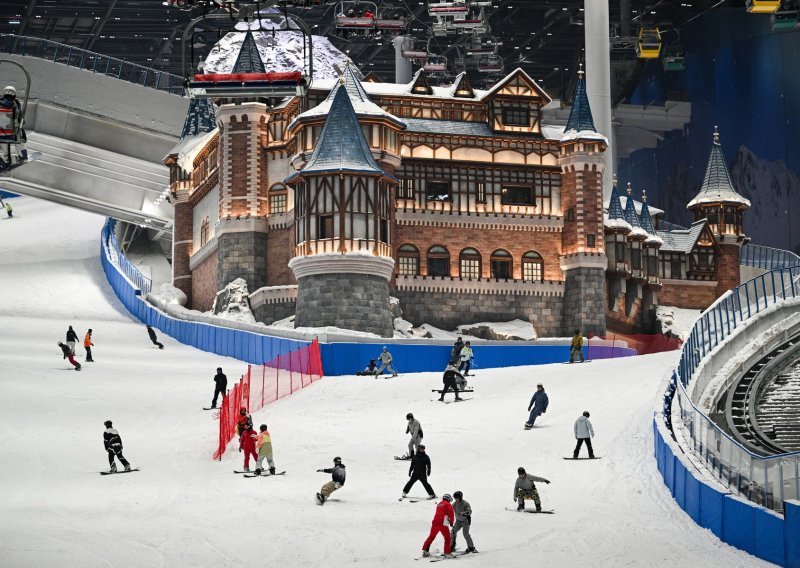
(501, 185, 534, 206)
(501, 106, 530, 127)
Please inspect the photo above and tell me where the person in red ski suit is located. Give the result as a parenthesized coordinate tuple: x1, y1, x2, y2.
(239, 424, 258, 471)
(422, 494, 455, 558)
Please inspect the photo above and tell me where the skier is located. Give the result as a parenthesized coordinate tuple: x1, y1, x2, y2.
(421, 494, 455, 558)
(439, 364, 463, 402)
(404, 412, 423, 459)
(450, 337, 464, 365)
(103, 420, 131, 473)
(525, 383, 548, 429)
(316, 456, 346, 504)
(513, 466, 550, 511)
(211, 367, 227, 408)
(402, 444, 436, 499)
(65, 325, 79, 355)
(239, 422, 258, 472)
(236, 407, 253, 438)
(255, 424, 276, 475)
(451, 490, 478, 554)
(83, 329, 94, 362)
(458, 341, 474, 376)
(573, 411, 595, 459)
(4, 201, 12, 218)
(0, 85, 27, 168)
(58, 341, 81, 370)
(375, 346, 399, 377)
(146, 325, 164, 349)
(569, 329, 585, 363)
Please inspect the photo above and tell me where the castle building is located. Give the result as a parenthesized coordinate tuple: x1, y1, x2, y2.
(164, 34, 748, 338)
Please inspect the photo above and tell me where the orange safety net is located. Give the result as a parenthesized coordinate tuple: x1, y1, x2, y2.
(586, 332, 682, 359)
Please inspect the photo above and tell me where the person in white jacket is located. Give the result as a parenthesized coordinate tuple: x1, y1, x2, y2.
(375, 346, 399, 377)
(573, 411, 595, 458)
(405, 413, 422, 459)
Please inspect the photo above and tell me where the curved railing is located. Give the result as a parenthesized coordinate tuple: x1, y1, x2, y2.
(103, 219, 152, 295)
(0, 33, 183, 95)
(741, 242, 800, 270)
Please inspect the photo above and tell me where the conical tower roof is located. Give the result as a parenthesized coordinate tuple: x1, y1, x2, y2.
(687, 127, 750, 209)
(232, 30, 266, 74)
(564, 65, 596, 134)
(180, 98, 216, 139)
(624, 183, 648, 239)
(639, 190, 663, 246)
(290, 85, 389, 178)
(604, 177, 632, 232)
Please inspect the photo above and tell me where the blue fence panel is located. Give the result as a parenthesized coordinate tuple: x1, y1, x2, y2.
(674, 460, 686, 508)
(754, 509, 786, 567)
(723, 496, 756, 556)
(664, 442, 675, 494)
(699, 482, 725, 538)
(684, 470, 702, 524)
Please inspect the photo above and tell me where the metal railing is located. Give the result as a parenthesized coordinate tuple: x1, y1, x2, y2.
(741, 242, 800, 270)
(665, 255, 800, 512)
(0, 34, 184, 95)
(102, 219, 153, 295)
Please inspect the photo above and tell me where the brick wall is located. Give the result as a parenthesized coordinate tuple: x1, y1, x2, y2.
(217, 232, 268, 292)
(394, 289, 563, 336)
(191, 250, 218, 312)
(562, 267, 606, 336)
(266, 226, 296, 286)
(173, 198, 193, 305)
(660, 280, 718, 310)
(252, 299, 296, 325)
(394, 224, 564, 281)
(716, 243, 742, 297)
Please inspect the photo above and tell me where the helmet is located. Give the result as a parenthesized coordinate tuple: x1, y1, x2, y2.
(453, 491, 463, 500)
(517, 467, 526, 474)
(406, 413, 413, 420)
(382, 346, 388, 351)
(240, 407, 247, 413)
(442, 494, 453, 502)
(583, 411, 590, 418)
(104, 420, 113, 427)
(333, 456, 342, 464)
(4, 85, 16, 96)
(260, 424, 267, 431)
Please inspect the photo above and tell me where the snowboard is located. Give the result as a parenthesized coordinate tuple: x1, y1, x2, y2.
(431, 389, 474, 393)
(563, 456, 602, 460)
(316, 492, 326, 505)
(562, 360, 592, 364)
(505, 507, 554, 514)
(0, 151, 41, 173)
(400, 496, 436, 503)
(100, 468, 140, 475)
(243, 471, 286, 478)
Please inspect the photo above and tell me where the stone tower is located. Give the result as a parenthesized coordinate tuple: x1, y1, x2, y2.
(559, 66, 608, 336)
(286, 85, 397, 337)
(687, 128, 750, 297)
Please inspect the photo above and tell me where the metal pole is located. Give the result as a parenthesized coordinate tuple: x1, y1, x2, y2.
(393, 35, 412, 84)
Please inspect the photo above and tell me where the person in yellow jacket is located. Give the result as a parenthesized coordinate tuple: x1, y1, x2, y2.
(569, 329, 584, 363)
(84, 329, 95, 362)
(255, 424, 276, 475)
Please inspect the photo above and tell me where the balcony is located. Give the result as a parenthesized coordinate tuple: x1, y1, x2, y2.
(394, 274, 564, 297)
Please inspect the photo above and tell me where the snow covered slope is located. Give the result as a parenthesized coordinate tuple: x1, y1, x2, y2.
(0, 197, 769, 567)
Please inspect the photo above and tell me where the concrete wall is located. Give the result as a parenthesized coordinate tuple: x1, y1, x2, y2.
(217, 231, 268, 292)
(193, 186, 219, 252)
(252, 299, 296, 325)
(562, 266, 606, 336)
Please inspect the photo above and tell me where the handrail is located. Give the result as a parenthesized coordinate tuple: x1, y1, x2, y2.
(102, 219, 153, 295)
(741, 242, 800, 270)
(0, 34, 183, 95)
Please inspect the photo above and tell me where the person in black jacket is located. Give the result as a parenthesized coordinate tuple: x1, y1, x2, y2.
(440, 365, 463, 402)
(211, 367, 227, 408)
(401, 445, 436, 499)
(103, 420, 131, 472)
(66, 325, 79, 354)
(146, 325, 164, 349)
(58, 341, 81, 370)
(316, 456, 346, 504)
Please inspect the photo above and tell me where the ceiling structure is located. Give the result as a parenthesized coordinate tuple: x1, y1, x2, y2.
(0, 1, 733, 103)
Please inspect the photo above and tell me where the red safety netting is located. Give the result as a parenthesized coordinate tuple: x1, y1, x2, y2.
(586, 332, 683, 359)
(212, 339, 323, 460)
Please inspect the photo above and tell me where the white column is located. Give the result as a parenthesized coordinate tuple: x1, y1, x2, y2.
(393, 35, 413, 84)
(585, 0, 614, 201)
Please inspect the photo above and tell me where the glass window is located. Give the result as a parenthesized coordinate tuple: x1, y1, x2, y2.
(587, 234, 596, 248)
(380, 219, 389, 244)
(476, 182, 486, 203)
(631, 248, 642, 270)
(490, 249, 513, 279)
(397, 244, 419, 275)
(399, 178, 414, 199)
(522, 251, 543, 282)
(427, 245, 450, 277)
(647, 255, 658, 277)
(501, 106, 530, 126)
(615, 242, 626, 263)
(459, 248, 482, 279)
(200, 217, 210, 247)
(501, 185, 534, 206)
(567, 208, 575, 222)
(426, 181, 451, 201)
(318, 215, 334, 239)
(269, 184, 288, 214)
(671, 256, 682, 278)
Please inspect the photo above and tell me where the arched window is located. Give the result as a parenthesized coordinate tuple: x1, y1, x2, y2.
(459, 247, 482, 279)
(269, 183, 288, 214)
(200, 216, 210, 247)
(490, 249, 513, 279)
(397, 244, 420, 276)
(427, 245, 450, 277)
(522, 251, 544, 282)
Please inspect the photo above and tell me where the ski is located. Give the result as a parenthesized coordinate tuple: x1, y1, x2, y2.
(562, 360, 592, 364)
(452, 550, 479, 557)
(202, 407, 219, 411)
(563, 456, 602, 460)
(233, 470, 252, 474)
(431, 389, 474, 393)
(414, 549, 440, 561)
(429, 555, 458, 562)
(394, 456, 412, 460)
(437, 398, 472, 404)
(243, 471, 286, 478)
(100, 468, 140, 475)
(399, 495, 434, 502)
(504, 507, 554, 514)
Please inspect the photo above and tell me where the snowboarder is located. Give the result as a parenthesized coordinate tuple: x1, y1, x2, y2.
(402, 444, 436, 499)
(569, 329, 585, 363)
(405, 412, 423, 459)
(65, 325, 79, 355)
(450, 337, 464, 365)
(440, 364, 463, 401)
(255, 424, 275, 475)
(451, 490, 477, 554)
(375, 346, 399, 377)
(58, 341, 81, 370)
(525, 383, 548, 429)
(573, 411, 595, 459)
(356, 359, 377, 376)
(146, 325, 164, 349)
(421, 494, 455, 558)
(236, 407, 253, 438)
(83, 329, 94, 362)
(103, 420, 131, 473)
(239, 423, 258, 472)
(4, 201, 12, 218)
(316, 456, 346, 504)
(211, 367, 227, 408)
(513, 466, 550, 511)
(458, 341, 474, 376)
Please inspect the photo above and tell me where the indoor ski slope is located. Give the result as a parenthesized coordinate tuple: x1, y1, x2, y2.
(0, 197, 769, 567)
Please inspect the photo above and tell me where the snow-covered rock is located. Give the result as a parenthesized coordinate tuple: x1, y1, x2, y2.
(213, 278, 256, 324)
(153, 283, 187, 306)
(655, 305, 701, 340)
(456, 319, 537, 341)
(393, 317, 414, 337)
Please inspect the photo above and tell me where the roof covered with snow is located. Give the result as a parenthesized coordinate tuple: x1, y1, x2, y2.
(167, 98, 218, 171)
(639, 197, 663, 246)
(656, 219, 709, 253)
(311, 72, 490, 101)
(623, 185, 649, 239)
(604, 182, 632, 232)
(687, 129, 751, 209)
(608, 196, 665, 217)
(564, 73, 596, 134)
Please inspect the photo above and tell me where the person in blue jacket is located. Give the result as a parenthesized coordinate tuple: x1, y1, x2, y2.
(525, 383, 548, 429)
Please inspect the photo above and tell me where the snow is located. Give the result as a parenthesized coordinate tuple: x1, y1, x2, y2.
(0, 196, 772, 567)
(604, 216, 632, 231)
(560, 128, 609, 144)
(456, 319, 537, 341)
(655, 305, 702, 340)
(173, 129, 218, 174)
